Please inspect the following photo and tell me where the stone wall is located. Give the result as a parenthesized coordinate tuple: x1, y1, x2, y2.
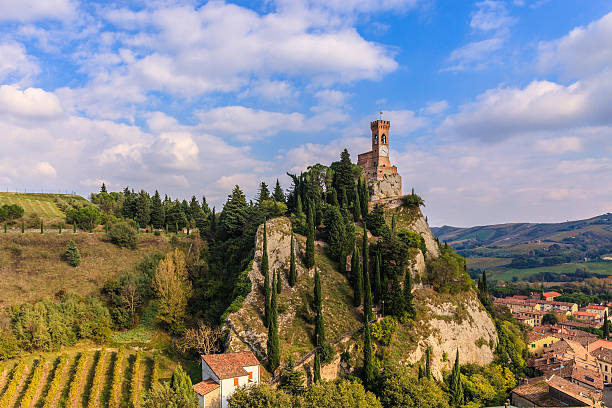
(368, 173, 402, 201)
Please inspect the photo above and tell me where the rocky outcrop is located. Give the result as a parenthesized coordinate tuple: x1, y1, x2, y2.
(368, 173, 402, 201)
(410, 213, 441, 258)
(406, 290, 498, 380)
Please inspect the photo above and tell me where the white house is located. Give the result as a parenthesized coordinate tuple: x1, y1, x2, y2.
(193, 352, 260, 408)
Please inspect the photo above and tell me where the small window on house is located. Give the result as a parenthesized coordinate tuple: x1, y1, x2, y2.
(234, 378, 239, 386)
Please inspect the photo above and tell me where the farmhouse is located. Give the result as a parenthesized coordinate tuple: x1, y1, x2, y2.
(193, 352, 260, 408)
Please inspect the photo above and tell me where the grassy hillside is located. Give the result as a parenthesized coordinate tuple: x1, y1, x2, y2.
(0, 232, 169, 306)
(432, 213, 612, 281)
(0, 347, 180, 408)
(0, 193, 88, 225)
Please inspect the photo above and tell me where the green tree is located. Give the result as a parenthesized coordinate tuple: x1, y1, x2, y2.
(279, 361, 305, 395)
(313, 350, 321, 383)
(273, 179, 286, 203)
(135, 190, 151, 227)
(360, 178, 369, 219)
(323, 204, 346, 262)
(289, 234, 297, 287)
(219, 185, 248, 237)
(276, 270, 282, 294)
(64, 240, 81, 267)
(150, 190, 165, 229)
(333, 149, 355, 205)
(364, 254, 374, 323)
(152, 249, 192, 334)
(366, 204, 389, 237)
(228, 384, 292, 407)
(314, 268, 325, 347)
(374, 251, 382, 304)
(257, 182, 271, 205)
(404, 271, 415, 318)
(425, 346, 432, 379)
(352, 245, 363, 307)
(363, 316, 374, 387)
(449, 349, 464, 407)
(267, 272, 280, 372)
(40, 220, 43, 234)
(108, 222, 137, 249)
(379, 367, 449, 408)
(603, 310, 610, 339)
(353, 185, 361, 221)
(305, 201, 315, 269)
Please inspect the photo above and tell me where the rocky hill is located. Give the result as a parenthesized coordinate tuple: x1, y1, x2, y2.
(225, 204, 497, 382)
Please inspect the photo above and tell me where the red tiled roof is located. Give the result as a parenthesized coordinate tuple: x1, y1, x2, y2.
(193, 379, 220, 396)
(575, 311, 600, 318)
(543, 291, 561, 298)
(202, 352, 260, 380)
(587, 305, 607, 310)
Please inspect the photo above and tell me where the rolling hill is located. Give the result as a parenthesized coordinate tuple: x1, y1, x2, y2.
(432, 213, 612, 281)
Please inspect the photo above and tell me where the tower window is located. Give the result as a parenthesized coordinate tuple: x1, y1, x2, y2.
(381, 134, 387, 144)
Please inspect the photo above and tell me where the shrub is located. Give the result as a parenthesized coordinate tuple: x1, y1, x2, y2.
(64, 240, 81, 267)
(108, 222, 138, 249)
(0, 330, 20, 360)
(0, 204, 24, 222)
(366, 204, 389, 237)
(66, 206, 101, 230)
(402, 193, 425, 208)
(371, 316, 399, 346)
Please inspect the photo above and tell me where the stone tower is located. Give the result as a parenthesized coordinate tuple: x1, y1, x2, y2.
(357, 120, 402, 201)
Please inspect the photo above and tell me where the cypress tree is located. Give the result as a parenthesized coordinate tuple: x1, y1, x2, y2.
(273, 179, 286, 203)
(276, 270, 282, 294)
(425, 346, 432, 379)
(603, 310, 610, 339)
(263, 221, 271, 328)
(363, 315, 374, 387)
(328, 188, 339, 207)
(314, 268, 325, 346)
(40, 220, 43, 234)
(3, 223, 6, 233)
(418, 365, 424, 380)
(352, 245, 363, 307)
(267, 273, 280, 372)
(364, 261, 374, 322)
(72, 221, 76, 233)
(404, 270, 415, 318)
(314, 349, 321, 383)
(150, 190, 165, 229)
(374, 251, 382, 303)
(64, 240, 81, 267)
(353, 185, 361, 221)
(449, 349, 464, 406)
(289, 234, 297, 286)
(391, 215, 396, 234)
(341, 188, 348, 210)
(360, 179, 369, 219)
(305, 201, 315, 269)
(296, 195, 303, 217)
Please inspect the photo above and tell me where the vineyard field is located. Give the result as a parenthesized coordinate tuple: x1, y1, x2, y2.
(0, 349, 176, 408)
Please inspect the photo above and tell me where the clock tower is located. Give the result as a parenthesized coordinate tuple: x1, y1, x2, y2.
(357, 120, 399, 181)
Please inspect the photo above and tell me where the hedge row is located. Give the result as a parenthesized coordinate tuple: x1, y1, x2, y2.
(0, 359, 26, 408)
(87, 350, 106, 408)
(42, 355, 67, 408)
(108, 349, 124, 408)
(129, 351, 142, 405)
(66, 353, 87, 408)
(150, 353, 160, 388)
(18, 358, 46, 408)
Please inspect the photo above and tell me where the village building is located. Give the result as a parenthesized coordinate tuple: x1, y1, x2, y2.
(584, 305, 608, 319)
(541, 291, 562, 302)
(193, 352, 260, 408)
(511, 375, 603, 407)
(590, 346, 612, 385)
(574, 311, 603, 324)
(528, 333, 562, 357)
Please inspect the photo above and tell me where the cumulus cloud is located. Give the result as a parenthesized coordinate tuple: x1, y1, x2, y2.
(34, 162, 57, 177)
(444, 37, 504, 72)
(0, 42, 39, 85)
(538, 11, 612, 78)
(0, 0, 75, 22)
(470, 1, 515, 32)
(534, 136, 582, 154)
(0, 86, 63, 119)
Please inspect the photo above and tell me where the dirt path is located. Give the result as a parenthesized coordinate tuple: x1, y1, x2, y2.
(29, 359, 52, 408)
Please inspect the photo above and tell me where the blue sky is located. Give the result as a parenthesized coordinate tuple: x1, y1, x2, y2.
(0, 0, 611, 226)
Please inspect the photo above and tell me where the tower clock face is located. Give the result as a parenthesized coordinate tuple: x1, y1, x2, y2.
(380, 145, 389, 157)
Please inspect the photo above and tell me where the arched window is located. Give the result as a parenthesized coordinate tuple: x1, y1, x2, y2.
(381, 134, 387, 144)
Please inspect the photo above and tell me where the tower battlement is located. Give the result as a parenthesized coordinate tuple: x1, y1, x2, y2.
(370, 120, 390, 130)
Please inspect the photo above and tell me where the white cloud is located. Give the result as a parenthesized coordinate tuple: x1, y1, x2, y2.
(314, 89, 351, 107)
(0, 0, 75, 22)
(470, 1, 515, 31)
(538, 12, 612, 78)
(382, 110, 427, 134)
(0, 86, 63, 119)
(34, 162, 57, 177)
(421, 100, 449, 115)
(444, 38, 504, 72)
(556, 158, 612, 174)
(439, 71, 612, 140)
(534, 136, 582, 154)
(0, 42, 39, 85)
(238, 80, 298, 103)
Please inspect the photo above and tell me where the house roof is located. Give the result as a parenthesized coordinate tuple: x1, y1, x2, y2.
(201, 352, 260, 380)
(193, 379, 220, 396)
(542, 291, 561, 298)
(546, 374, 601, 405)
(575, 311, 600, 318)
(590, 346, 612, 364)
(586, 340, 612, 352)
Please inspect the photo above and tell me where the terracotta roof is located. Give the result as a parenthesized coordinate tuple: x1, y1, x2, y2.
(201, 352, 260, 380)
(590, 346, 612, 364)
(511, 377, 554, 406)
(547, 374, 601, 405)
(543, 291, 561, 298)
(587, 305, 607, 310)
(193, 379, 220, 396)
(586, 340, 612, 352)
(575, 311, 600, 318)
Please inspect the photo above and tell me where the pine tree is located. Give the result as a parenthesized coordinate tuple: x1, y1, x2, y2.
(273, 179, 286, 203)
(324, 204, 346, 262)
(363, 314, 374, 387)
(425, 346, 432, 379)
(219, 186, 248, 237)
(391, 215, 396, 234)
(404, 270, 415, 318)
(305, 201, 315, 269)
(353, 184, 361, 221)
(334, 149, 355, 204)
(257, 182, 270, 205)
(267, 278, 280, 372)
(276, 270, 282, 294)
(64, 240, 81, 267)
(151, 191, 165, 229)
(314, 349, 321, 383)
(135, 190, 151, 228)
(40, 220, 43, 234)
(328, 188, 339, 207)
(201, 195, 211, 214)
(603, 310, 610, 339)
(352, 245, 363, 307)
(289, 234, 297, 287)
(374, 251, 382, 303)
(209, 207, 216, 234)
(418, 365, 424, 380)
(263, 221, 271, 328)
(449, 349, 464, 406)
(100, 183, 107, 193)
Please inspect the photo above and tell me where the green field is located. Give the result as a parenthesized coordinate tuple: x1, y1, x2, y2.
(0, 347, 182, 408)
(0, 193, 88, 223)
(486, 261, 612, 282)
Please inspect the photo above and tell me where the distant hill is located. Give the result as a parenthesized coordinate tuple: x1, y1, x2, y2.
(432, 214, 612, 281)
(0, 192, 89, 225)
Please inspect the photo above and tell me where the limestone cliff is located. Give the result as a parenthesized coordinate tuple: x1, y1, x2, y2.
(368, 173, 402, 201)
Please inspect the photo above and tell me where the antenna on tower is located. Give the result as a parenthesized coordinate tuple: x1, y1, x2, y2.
(379, 111, 383, 120)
